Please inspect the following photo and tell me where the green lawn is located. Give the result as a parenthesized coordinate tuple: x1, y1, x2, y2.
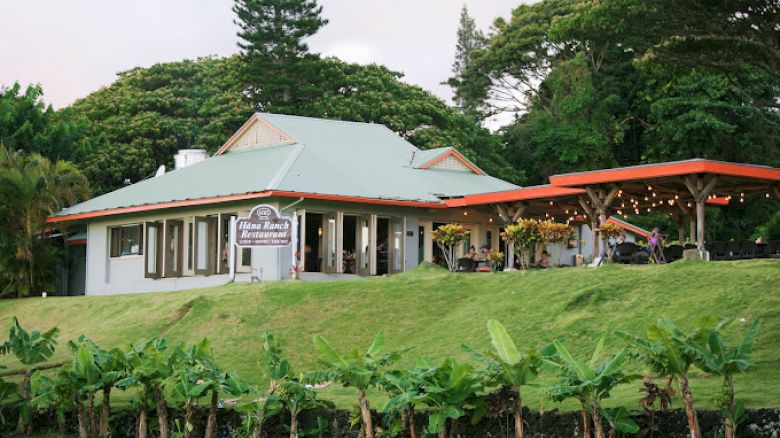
(1, 259, 779, 412)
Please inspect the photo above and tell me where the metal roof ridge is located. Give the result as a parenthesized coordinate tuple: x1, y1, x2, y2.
(268, 143, 305, 190)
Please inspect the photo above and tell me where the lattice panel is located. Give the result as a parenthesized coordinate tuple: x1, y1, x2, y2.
(230, 121, 292, 152)
(430, 154, 471, 172)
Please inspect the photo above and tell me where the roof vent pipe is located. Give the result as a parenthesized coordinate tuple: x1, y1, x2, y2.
(174, 149, 208, 170)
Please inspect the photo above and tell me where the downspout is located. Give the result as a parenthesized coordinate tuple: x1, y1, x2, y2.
(280, 197, 305, 212)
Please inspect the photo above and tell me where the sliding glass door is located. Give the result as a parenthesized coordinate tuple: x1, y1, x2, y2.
(164, 220, 183, 278)
(144, 222, 162, 279)
(194, 216, 217, 275)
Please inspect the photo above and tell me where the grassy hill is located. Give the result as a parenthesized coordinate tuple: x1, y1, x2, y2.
(1, 260, 779, 412)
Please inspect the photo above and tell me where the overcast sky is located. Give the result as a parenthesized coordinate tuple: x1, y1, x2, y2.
(0, 0, 527, 112)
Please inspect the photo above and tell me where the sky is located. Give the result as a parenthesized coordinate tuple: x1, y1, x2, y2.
(0, 0, 526, 112)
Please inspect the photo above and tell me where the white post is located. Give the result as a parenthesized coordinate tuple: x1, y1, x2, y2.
(229, 216, 236, 281)
(291, 214, 299, 279)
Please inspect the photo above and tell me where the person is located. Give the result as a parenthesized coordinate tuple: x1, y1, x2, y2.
(648, 228, 664, 262)
(617, 232, 627, 244)
(466, 245, 478, 260)
(479, 244, 490, 261)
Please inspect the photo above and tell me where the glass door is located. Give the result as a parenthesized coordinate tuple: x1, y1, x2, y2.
(322, 213, 338, 273)
(357, 216, 371, 276)
(144, 222, 162, 279)
(194, 216, 217, 275)
(389, 217, 404, 274)
(164, 220, 183, 278)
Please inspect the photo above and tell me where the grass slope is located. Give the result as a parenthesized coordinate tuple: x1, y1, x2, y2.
(1, 260, 779, 412)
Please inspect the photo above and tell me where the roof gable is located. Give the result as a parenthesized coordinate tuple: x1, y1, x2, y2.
(413, 147, 485, 175)
(216, 114, 295, 155)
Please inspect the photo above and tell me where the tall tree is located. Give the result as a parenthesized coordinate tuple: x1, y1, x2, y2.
(66, 56, 251, 194)
(446, 5, 488, 118)
(0, 146, 90, 297)
(234, 0, 328, 112)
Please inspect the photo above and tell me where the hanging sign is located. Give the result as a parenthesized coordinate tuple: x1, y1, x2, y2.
(235, 204, 292, 247)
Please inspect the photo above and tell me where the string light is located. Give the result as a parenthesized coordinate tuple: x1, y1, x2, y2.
(617, 210, 623, 215)
(647, 185, 653, 191)
(674, 194, 679, 200)
(464, 211, 468, 216)
(489, 217, 493, 223)
(767, 193, 771, 198)
(652, 192, 657, 198)
(647, 208, 652, 212)
(549, 201, 554, 206)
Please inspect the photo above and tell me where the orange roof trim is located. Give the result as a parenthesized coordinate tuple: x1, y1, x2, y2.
(419, 149, 485, 175)
(550, 160, 780, 187)
(47, 191, 445, 223)
(445, 185, 585, 207)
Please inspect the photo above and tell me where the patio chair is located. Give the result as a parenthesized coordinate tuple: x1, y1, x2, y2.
(667, 244, 684, 262)
(739, 241, 757, 259)
(614, 242, 639, 264)
(633, 250, 650, 264)
(457, 258, 478, 272)
(767, 241, 780, 258)
(726, 241, 741, 260)
(710, 241, 728, 261)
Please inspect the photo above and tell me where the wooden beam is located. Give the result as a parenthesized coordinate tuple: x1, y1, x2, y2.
(603, 185, 621, 210)
(577, 196, 594, 218)
(511, 203, 527, 222)
(495, 204, 510, 224)
(700, 175, 720, 199)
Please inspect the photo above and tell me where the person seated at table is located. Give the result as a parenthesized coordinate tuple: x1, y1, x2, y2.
(617, 232, 627, 244)
(466, 245, 478, 260)
(479, 244, 490, 261)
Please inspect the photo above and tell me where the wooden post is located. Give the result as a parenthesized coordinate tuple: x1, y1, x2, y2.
(495, 204, 516, 270)
(578, 196, 597, 261)
(683, 175, 719, 252)
(584, 185, 619, 261)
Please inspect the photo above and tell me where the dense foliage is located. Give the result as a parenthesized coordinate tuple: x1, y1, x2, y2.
(0, 315, 762, 438)
(0, 147, 90, 298)
(0, 0, 777, 246)
(449, 0, 779, 237)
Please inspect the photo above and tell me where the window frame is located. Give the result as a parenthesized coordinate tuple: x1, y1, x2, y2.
(109, 224, 144, 258)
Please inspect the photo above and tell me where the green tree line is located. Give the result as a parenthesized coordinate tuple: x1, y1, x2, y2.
(0, 0, 778, 253)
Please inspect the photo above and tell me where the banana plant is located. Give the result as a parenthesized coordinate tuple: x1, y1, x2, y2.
(381, 359, 435, 438)
(260, 332, 332, 438)
(464, 319, 543, 438)
(602, 407, 639, 438)
(68, 336, 129, 437)
(546, 335, 634, 438)
(615, 317, 709, 438)
(241, 332, 289, 438)
(5, 317, 59, 434)
(30, 370, 75, 438)
(313, 331, 401, 438)
(62, 344, 104, 438)
(415, 357, 485, 438)
(693, 317, 762, 438)
(117, 337, 174, 438)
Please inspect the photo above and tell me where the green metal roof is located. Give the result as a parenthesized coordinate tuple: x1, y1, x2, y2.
(56, 114, 518, 217)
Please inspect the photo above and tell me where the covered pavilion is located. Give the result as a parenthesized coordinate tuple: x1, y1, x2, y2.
(445, 159, 780, 261)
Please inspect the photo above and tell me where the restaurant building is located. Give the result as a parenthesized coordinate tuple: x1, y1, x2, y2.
(50, 114, 525, 295)
(50, 113, 780, 296)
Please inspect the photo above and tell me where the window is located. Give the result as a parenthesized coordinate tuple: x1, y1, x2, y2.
(144, 222, 162, 279)
(110, 225, 143, 257)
